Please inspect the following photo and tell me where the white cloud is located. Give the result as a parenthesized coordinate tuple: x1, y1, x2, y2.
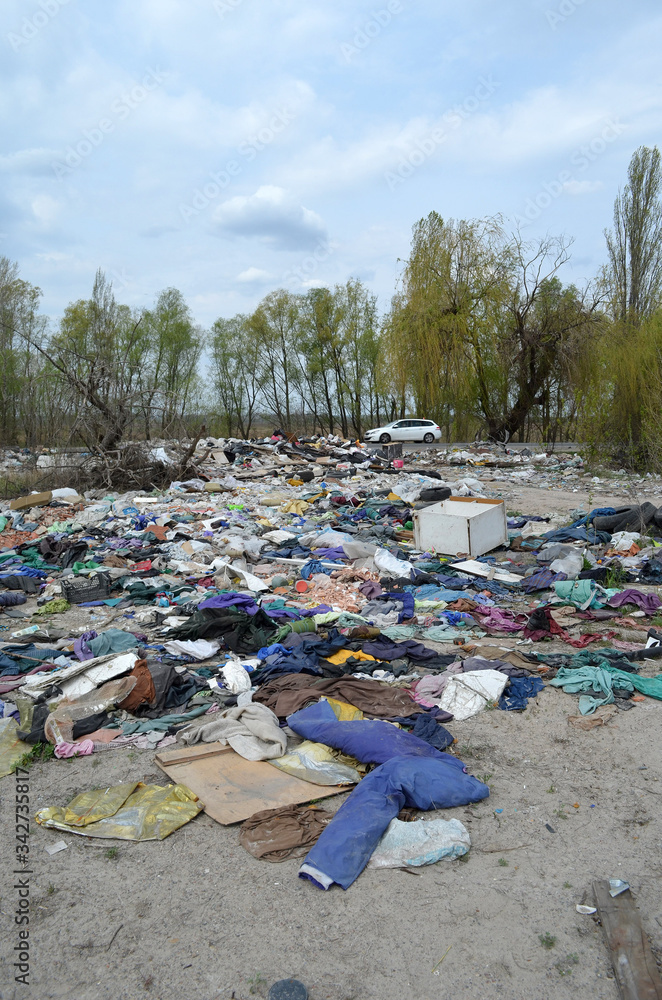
(212, 185, 327, 249)
(0, 148, 59, 175)
(237, 267, 273, 283)
(562, 179, 604, 195)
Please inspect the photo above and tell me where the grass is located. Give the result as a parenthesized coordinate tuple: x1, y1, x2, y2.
(13, 742, 55, 771)
(104, 846, 119, 860)
(555, 953, 579, 976)
(554, 807, 569, 821)
(563, 881, 573, 889)
(539, 932, 557, 950)
(477, 772, 493, 787)
(248, 973, 268, 995)
(498, 858, 509, 867)
(547, 784, 556, 793)
(47, 884, 56, 895)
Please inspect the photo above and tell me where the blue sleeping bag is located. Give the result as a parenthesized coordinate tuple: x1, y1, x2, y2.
(287, 699, 446, 763)
(289, 701, 489, 890)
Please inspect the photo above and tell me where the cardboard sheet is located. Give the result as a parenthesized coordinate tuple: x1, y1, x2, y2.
(155, 742, 346, 825)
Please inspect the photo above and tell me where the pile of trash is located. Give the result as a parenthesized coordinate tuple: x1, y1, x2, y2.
(2, 445, 662, 891)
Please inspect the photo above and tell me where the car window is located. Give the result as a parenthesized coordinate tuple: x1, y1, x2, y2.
(392, 421, 407, 428)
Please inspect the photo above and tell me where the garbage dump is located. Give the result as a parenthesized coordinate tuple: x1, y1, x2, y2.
(2, 432, 662, 896)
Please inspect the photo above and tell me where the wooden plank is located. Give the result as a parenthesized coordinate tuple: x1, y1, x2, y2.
(155, 742, 345, 825)
(593, 880, 662, 1000)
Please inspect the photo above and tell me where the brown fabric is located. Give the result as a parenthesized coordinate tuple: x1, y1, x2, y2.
(568, 705, 617, 730)
(446, 598, 479, 612)
(252, 674, 423, 719)
(117, 660, 155, 712)
(143, 524, 168, 541)
(103, 554, 127, 568)
(460, 644, 539, 670)
(239, 804, 333, 861)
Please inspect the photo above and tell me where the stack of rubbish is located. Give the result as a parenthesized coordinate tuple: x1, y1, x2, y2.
(1, 451, 662, 889)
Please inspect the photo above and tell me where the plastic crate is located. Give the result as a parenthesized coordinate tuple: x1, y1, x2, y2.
(61, 574, 111, 604)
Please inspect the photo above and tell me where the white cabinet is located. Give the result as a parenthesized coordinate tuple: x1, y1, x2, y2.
(413, 497, 508, 557)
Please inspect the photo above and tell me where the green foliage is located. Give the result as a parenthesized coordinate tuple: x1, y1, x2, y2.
(13, 742, 55, 771)
(539, 932, 557, 950)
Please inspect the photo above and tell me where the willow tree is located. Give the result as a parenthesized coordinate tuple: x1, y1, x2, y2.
(394, 213, 597, 441)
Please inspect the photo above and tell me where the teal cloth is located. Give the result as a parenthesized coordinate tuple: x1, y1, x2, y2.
(380, 625, 419, 640)
(87, 628, 140, 657)
(553, 579, 603, 609)
(120, 704, 209, 733)
(549, 658, 662, 714)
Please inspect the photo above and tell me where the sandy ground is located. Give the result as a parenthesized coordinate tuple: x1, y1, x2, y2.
(1, 482, 662, 999)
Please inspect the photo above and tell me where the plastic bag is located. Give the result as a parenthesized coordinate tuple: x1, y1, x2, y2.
(438, 669, 508, 721)
(271, 740, 363, 786)
(35, 782, 202, 840)
(367, 816, 470, 868)
(221, 657, 252, 694)
(374, 547, 415, 580)
(549, 547, 583, 579)
(0, 718, 32, 777)
(44, 675, 137, 744)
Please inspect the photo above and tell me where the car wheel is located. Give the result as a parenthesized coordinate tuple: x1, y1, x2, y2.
(379, 433, 391, 443)
(423, 433, 434, 443)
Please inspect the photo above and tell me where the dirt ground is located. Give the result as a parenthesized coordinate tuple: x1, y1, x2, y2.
(1, 481, 662, 1000)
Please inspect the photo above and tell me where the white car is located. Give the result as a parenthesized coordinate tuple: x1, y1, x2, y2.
(364, 419, 442, 444)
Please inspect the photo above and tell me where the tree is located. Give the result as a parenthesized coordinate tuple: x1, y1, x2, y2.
(209, 315, 263, 437)
(394, 214, 598, 441)
(248, 290, 300, 430)
(0, 257, 49, 444)
(603, 145, 662, 326)
(141, 288, 202, 434)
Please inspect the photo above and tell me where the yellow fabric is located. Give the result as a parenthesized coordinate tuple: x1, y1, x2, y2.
(35, 782, 202, 840)
(0, 719, 32, 778)
(280, 500, 310, 515)
(325, 649, 376, 666)
(324, 697, 364, 721)
(270, 740, 364, 785)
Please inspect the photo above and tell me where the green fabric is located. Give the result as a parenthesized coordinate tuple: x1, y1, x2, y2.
(121, 704, 209, 733)
(549, 656, 662, 714)
(87, 628, 140, 657)
(72, 560, 101, 573)
(34, 598, 70, 616)
(275, 618, 317, 641)
(553, 579, 603, 609)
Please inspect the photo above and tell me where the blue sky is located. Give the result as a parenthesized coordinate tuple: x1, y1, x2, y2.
(1, 0, 661, 327)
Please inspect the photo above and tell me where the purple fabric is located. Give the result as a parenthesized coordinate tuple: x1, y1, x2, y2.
(297, 604, 333, 617)
(198, 593, 259, 614)
(358, 580, 383, 599)
(607, 589, 662, 614)
(472, 607, 527, 632)
(74, 629, 98, 661)
(313, 547, 347, 561)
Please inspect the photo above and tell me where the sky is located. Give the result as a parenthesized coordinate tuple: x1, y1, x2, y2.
(1, 0, 661, 329)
